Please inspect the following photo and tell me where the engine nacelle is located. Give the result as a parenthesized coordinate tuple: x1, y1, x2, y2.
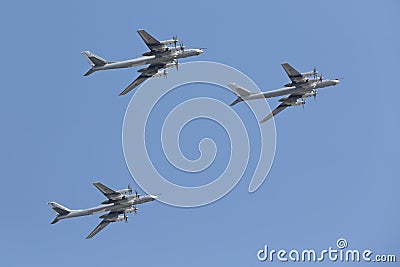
(124, 207, 138, 214)
(117, 187, 132, 195)
(302, 91, 317, 98)
(115, 214, 127, 222)
(160, 37, 178, 46)
(160, 40, 174, 45)
(152, 69, 168, 78)
(293, 99, 306, 106)
(301, 70, 317, 77)
(164, 60, 178, 69)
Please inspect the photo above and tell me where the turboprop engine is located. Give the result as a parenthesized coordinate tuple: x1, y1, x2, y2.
(301, 90, 317, 99)
(293, 99, 306, 106)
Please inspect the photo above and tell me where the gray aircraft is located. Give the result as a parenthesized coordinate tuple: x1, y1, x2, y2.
(229, 63, 340, 122)
(48, 182, 158, 239)
(82, 29, 204, 95)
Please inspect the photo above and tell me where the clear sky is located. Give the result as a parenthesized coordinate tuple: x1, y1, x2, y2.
(0, 0, 399, 266)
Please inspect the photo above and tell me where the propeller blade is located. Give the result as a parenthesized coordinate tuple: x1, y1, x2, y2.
(313, 66, 317, 79)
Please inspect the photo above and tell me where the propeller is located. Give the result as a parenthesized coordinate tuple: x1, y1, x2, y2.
(127, 184, 132, 195)
(163, 69, 168, 79)
(173, 35, 178, 48)
(123, 214, 128, 222)
(179, 41, 185, 51)
(135, 190, 140, 199)
(313, 89, 317, 101)
(313, 66, 317, 80)
(318, 73, 323, 82)
(299, 99, 306, 109)
(133, 207, 138, 215)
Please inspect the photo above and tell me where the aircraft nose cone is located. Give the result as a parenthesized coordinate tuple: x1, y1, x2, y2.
(335, 79, 340, 85)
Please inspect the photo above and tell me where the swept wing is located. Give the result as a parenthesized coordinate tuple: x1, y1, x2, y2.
(93, 182, 123, 201)
(119, 61, 172, 95)
(85, 211, 128, 239)
(281, 62, 305, 83)
(260, 94, 303, 123)
(137, 29, 166, 52)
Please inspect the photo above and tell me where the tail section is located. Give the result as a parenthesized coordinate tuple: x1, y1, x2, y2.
(81, 51, 108, 76)
(228, 83, 252, 106)
(48, 202, 71, 224)
(228, 83, 252, 97)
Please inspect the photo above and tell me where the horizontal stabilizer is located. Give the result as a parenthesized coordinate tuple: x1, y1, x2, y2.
(230, 97, 243, 106)
(84, 68, 95, 76)
(50, 217, 60, 224)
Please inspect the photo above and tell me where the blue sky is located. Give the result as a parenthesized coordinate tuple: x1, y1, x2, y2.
(1, 0, 399, 266)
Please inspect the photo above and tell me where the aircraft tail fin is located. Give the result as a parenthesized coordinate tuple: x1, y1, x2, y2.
(48, 201, 71, 218)
(228, 83, 253, 106)
(81, 51, 108, 76)
(228, 83, 252, 97)
(81, 51, 108, 66)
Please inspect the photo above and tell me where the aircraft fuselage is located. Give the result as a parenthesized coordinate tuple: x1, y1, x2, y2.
(93, 49, 202, 71)
(56, 195, 156, 221)
(243, 79, 339, 101)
